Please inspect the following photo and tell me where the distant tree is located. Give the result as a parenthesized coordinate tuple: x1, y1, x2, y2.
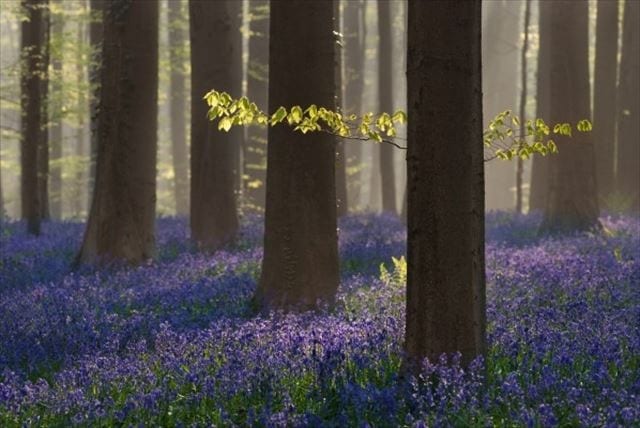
(73, 8, 86, 218)
(20, 0, 49, 235)
(616, 0, 640, 212)
(257, 0, 339, 310)
(38, 0, 50, 220)
(168, 0, 188, 216)
(378, 0, 396, 215)
(405, 0, 485, 368)
(189, 0, 241, 250)
(593, 0, 619, 201)
(515, 0, 530, 214)
(540, 0, 599, 232)
(244, 0, 269, 210)
(77, 0, 158, 264)
(87, 0, 103, 209)
(529, 0, 551, 212)
(48, 0, 63, 219)
(335, 0, 347, 217)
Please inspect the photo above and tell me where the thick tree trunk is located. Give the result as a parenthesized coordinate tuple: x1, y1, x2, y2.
(616, 0, 640, 212)
(87, 0, 103, 209)
(335, 0, 347, 217)
(21, 0, 48, 235)
(189, 0, 240, 250)
(540, 1, 599, 233)
(405, 0, 485, 368)
(529, 0, 551, 212)
(378, 0, 396, 215)
(516, 0, 531, 214)
(77, 0, 158, 265)
(168, 0, 189, 217)
(593, 0, 619, 202)
(49, 0, 63, 220)
(258, 0, 338, 310)
(244, 0, 269, 210)
(343, 0, 365, 210)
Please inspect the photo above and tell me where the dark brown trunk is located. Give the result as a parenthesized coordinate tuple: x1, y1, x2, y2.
(616, 0, 640, 212)
(335, 0, 347, 217)
(529, 0, 551, 212)
(168, 0, 189, 217)
(49, 0, 63, 219)
(593, 0, 619, 201)
(257, 0, 338, 310)
(189, 0, 240, 250)
(405, 0, 485, 368)
(378, 0, 396, 215)
(516, 0, 531, 214)
(540, 0, 599, 233)
(21, 0, 48, 235)
(244, 0, 269, 210)
(77, 0, 158, 265)
(87, 0, 103, 209)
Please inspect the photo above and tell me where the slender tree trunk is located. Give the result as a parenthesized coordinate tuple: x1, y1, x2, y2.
(49, 0, 63, 219)
(335, 0, 347, 217)
(189, 0, 240, 250)
(529, 0, 551, 212)
(257, 0, 338, 310)
(378, 0, 396, 215)
(540, 0, 599, 233)
(616, 0, 640, 212)
(405, 0, 485, 369)
(87, 0, 103, 209)
(74, 13, 86, 218)
(168, 0, 189, 216)
(244, 0, 269, 210)
(21, 0, 48, 235)
(593, 0, 619, 202)
(516, 0, 531, 214)
(38, 0, 50, 221)
(77, 0, 158, 265)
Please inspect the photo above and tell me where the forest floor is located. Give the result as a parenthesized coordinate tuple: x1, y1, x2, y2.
(0, 212, 639, 426)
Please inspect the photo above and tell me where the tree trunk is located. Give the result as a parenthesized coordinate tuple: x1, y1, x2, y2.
(516, 0, 531, 214)
(87, 0, 103, 209)
(405, 0, 485, 368)
(244, 0, 269, 210)
(529, 0, 551, 212)
(168, 0, 189, 217)
(378, 0, 396, 215)
(616, 0, 640, 212)
(343, 0, 365, 210)
(257, 0, 338, 310)
(593, 0, 619, 202)
(540, 0, 599, 233)
(49, 0, 63, 219)
(77, 0, 158, 265)
(335, 0, 347, 217)
(21, 0, 48, 235)
(38, 1, 50, 221)
(189, 0, 240, 250)
(74, 12, 86, 218)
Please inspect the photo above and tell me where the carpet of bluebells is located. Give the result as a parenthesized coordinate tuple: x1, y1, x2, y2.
(0, 212, 639, 427)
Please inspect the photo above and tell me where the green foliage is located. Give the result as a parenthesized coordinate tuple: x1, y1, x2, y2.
(204, 90, 592, 162)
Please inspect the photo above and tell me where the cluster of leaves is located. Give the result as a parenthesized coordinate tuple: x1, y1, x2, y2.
(204, 90, 592, 162)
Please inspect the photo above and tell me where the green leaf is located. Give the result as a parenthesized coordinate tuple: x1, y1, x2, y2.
(270, 106, 287, 125)
(218, 117, 233, 132)
(577, 119, 592, 132)
(288, 106, 303, 125)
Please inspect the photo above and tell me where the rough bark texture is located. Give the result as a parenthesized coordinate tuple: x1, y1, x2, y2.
(77, 0, 158, 265)
(49, 0, 63, 219)
(616, 0, 640, 212)
(257, 0, 338, 310)
(377, 0, 396, 215)
(21, 0, 47, 235)
(516, 0, 531, 214)
(482, 0, 521, 210)
(244, 0, 269, 210)
(168, 0, 189, 216)
(87, 0, 103, 209)
(189, 0, 240, 250)
(335, 0, 347, 217)
(405, 0, 485, 368)
(342, 0, 365, 210)
(529, 0, 551, 212)
(593, 0, 618, 201)
(540, 0, 599, 233)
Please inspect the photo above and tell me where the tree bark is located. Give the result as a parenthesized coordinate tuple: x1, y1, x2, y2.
(593, 0, 619, 202)
(244, 0, 269, 210)
(378, 0, 396, 215)
(77, 0, 158, 265)
(616, 0, 640, 212)
(529, 0, 551, 212)
(540, 0, 599, 233)
(257, 0, 338, 310)
(168, 0, 189, 217)
(21, 0, 48, 235)
(189, 0, 240, 250)
(49, 0, 63, 219)
(87, 0, 103, 210)
(516, 0, 531, 214)
(405, 0, 485, 368)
